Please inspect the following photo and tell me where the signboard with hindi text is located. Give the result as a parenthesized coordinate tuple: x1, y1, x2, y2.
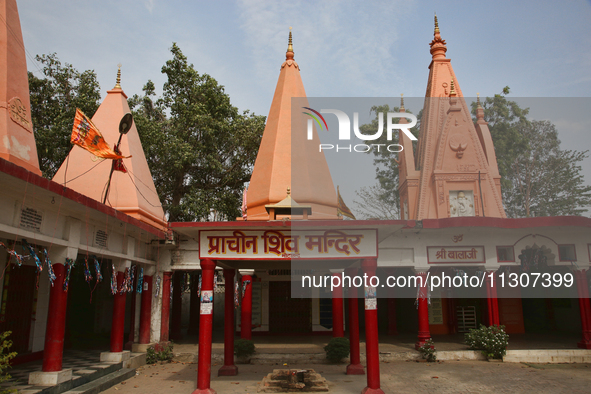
(199, 229, 377, 260)
(427, 246, 485, 264)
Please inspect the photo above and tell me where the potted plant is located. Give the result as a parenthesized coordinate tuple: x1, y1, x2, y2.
(234, 339, 256, 364)
(324, 337, 350, 363)
(465, 324, 509, 361)
(418, 339, 437, 362)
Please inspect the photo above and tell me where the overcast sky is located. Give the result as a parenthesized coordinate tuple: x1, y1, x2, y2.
(15, 0, 591, 213)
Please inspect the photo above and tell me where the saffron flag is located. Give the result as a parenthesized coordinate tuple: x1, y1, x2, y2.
(337, 186, 356, 220)
(70, 108, 127, 160)
(112, 145, 127, 173)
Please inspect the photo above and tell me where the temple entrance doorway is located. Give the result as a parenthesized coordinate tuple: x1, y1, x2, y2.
(269, 281, 311, 333)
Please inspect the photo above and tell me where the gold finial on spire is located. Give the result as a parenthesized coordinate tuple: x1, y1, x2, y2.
(477, 92, 482, 107)
(287, 27, 293, 53)
(434, 13, 439, 33)
(450, 77, 456, 96)
(287, 187, 291, 196)
(400, 93, 405, 111)
(114, 63, 122, 89)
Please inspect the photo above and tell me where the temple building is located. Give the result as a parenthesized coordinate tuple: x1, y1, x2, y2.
(0, 1, 590, 393)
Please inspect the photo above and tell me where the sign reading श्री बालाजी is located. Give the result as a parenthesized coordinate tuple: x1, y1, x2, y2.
(199, 229, 377, 260)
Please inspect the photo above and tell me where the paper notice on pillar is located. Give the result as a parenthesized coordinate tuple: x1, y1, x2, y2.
(200, 290, 213, 315)
(364, 286, 377, 310)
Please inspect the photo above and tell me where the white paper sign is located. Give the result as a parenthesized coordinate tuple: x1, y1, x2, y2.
(200, 290, 213, 315)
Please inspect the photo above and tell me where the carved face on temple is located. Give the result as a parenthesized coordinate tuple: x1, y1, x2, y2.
(449, 135, 468, 159)
(450, 191, 474, 217)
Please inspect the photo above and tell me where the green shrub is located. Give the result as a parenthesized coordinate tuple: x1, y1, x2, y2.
(234, 339, 255, 359)
(465, 324, 509, 359)
(0, 331, 17, 394)
(418, 338, 437, 362)
(324, 337, 350, 363)
(146, 342, 174, 364)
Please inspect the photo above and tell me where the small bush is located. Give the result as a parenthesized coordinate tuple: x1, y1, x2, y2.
(0, 331, 17, 394)
(324, 337, 350, 363)
(146, 342, 174, 364)
(418, 339, 437, 362)
(465, 324, 509, 359)
(234, 339, 255, 358)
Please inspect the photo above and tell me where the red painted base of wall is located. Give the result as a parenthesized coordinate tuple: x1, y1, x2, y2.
(577, 340, 591, 349)
(11, 351, 43, 366)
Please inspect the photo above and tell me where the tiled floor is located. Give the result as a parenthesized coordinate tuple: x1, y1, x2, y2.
(3, 349, 107, 394)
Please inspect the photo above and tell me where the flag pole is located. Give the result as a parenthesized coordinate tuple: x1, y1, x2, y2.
(103, 113, 133, 205)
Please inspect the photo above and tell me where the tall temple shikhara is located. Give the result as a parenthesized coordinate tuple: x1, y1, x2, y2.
(398, 15, 505, 220)
(246, 29, 339, 221)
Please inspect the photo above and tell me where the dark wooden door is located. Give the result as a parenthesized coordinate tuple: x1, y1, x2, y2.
(269, 281, 311, 333)
(0, 264, 37, 353)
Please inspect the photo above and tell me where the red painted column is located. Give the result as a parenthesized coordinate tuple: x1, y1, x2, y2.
(415, 271, 431, 350)
(194, 259, 216, 394)
(485, 271, 500, 326)
(110, 271, 127, 352)
(240, 274, 253, 340)
(387, 270, 398, 335)
(170, 271, 183, 340)
(219, 269, 238, 376)
(42, 263, 69, 372)
(345, 268, 364, 375)
(160, 272, 172, 342)
(124, 271, 138, 350)
(332, 271, 345, 337)
(576, 270, 591, 348)
(139, 275, 153, 344)
(361, 258, 384, 394)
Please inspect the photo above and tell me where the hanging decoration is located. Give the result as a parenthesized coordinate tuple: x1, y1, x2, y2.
(0, 242, 26, 266)
(169, 280, 173, 303)
(111, 263, 117, 295)
(154, 274, 161, 298)
(137, 267, 144, 294)
(22, 240, 42, 273)
(198, 274, 202, 297)
(83, 257, 93, 283)
(214, 271, 218, 292)
(119, 267, 132, 294)
(64, 258, 75, 292)
(43, 249, 56, 286)
(241, 279, 251, 299)
(93, 256, 103, 283)
(129, 265, 136, 292)
(234, 280, 240, 308)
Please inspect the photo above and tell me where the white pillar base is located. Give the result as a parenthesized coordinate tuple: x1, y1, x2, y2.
(100, 350, 131, 363)
(28, 369, 72, 385)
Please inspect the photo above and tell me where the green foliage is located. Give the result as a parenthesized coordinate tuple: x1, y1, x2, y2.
(234, 339, 255, 358)
(464, 324, 509, 359)
(473, 88, 591, 217)
(418, 338, 437, 362)
(357, 105, 421, 219)
(128, 43, 265, 222)
(0, 331, 17, 392)
(323, 337, 350, 363)
(28, 54, 101, 179)
(146, 342, 174, 364)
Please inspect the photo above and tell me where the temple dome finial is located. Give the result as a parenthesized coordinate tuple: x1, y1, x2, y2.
(114, 63, 122, 89)
(430, 14, 447, 60)
(286, 27, 294, 60)
(400, 93, 405, 112)
(476, 92, 486, 122)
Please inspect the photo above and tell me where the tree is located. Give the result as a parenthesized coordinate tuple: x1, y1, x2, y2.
(355, 104, 420, 219)
(129, 44, 265, 222)
(28, 54, 101, 178)
(474, 88, 591, 217)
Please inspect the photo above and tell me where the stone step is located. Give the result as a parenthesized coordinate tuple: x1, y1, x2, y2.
(60, 368, 135, 394)
(503, 349, 591, 363)
(36, 363, 122, 394)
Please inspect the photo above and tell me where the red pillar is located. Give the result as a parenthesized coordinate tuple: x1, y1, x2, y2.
(110, 271, 126, 352)
(240, 274, 253, 340)
(160, 272, 172, 342)
(361, 258, 384, 394)
(332, 272, 344, 337)
(345, 268, 364, 375)
(170, 271, 183, 340)
(42, 263, 69, 372)
(415, 271, 431, 350)
(124, 271, 138, 350)
(576, 270, 591, 349)
(219, 269, 238, 376)
(194, 259, 216, 394)
(486, 271, 500, 326)
(139, 275, 153, 344)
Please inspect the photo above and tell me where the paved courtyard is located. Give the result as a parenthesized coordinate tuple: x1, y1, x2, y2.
(102, 360, 591, 394)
